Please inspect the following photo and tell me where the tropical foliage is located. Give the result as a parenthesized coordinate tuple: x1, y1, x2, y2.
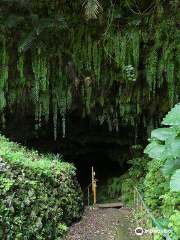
(98, 145, 147, 206)
(0, 1, 180, 139)
(0, 135, 83, 239)
(144, 102, 180, 193)
(142, 103, 180, 239)
(110, 103, 180, 239)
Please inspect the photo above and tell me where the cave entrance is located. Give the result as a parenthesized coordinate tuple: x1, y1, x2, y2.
(68, 149, 124, 190)
(2, 118, 135, 203)
(23, 137, 129, 188)
(22, 135, 131, 204)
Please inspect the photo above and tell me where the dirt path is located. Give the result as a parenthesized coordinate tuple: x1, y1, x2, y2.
(63, 207, 139, 240)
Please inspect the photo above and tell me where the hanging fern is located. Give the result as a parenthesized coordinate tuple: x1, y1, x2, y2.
(0, 0, 179, 139)
(86, 86, 92, 114)
(114, 33, 121, 68)
(87, 34, 92, 71)
(0, 90, 6, 111)
(146, 50, 158, 90)
(93, 42, 99, 84)
(53, 98, 58, 140)
(0, 35, 8, 90)
(17, 54, 25, 83)
(120, 36, 126, 70)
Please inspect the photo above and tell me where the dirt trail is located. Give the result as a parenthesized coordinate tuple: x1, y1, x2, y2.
(63, 207, 140, 240)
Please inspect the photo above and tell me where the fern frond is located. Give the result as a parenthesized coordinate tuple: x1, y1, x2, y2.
(4, 14, 24, 28)
(31, 15, 66, 35)
(84, 0, 102, 20)
(18, 33, 35, 52)
(42, 16, 66, 30)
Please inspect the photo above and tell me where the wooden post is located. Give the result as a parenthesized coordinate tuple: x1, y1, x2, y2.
(92, 167, 97, 205)
(92, 167, 94, 192)
(94, 173, 96, 204)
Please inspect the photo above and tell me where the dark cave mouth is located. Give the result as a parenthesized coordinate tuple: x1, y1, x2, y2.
(70, 151, 124, 190)
(2, 127, 134, 204)
(22, 137, 130, 192)
(1, 118, 134, 195)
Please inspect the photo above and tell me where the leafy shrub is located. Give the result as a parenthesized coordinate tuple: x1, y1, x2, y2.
(160, 191, 180, 218)
(144, 103, 180, 192)
(143, 103, 180, 238)
(0, 135, 83, 239)
(96, 175, 126, 203)
(104, 146, 148, 206)
(120, 156, 148, 206)
(107, 175, 126, 199)
(169, 210, 180, 240)
(143, 158, 168, 211)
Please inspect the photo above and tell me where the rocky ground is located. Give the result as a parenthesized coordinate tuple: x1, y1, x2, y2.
(63, 207, 141, 240)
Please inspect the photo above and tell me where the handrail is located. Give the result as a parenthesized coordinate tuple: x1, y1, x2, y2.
(83, 167, 97, 206)
(84, 193, 94, 201)
(134, 187, 172, 240)
(83, 183, 92, 192)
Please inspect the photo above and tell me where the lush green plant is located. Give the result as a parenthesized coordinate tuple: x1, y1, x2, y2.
(107, 175, 127, 199)
(0, 134, 83, 239)
(100, 145, 147, 206)
(142, 102, 180, 239)
(120, 155, 148, 206)
(144, 102, 180, 192)
(143, 158, 168, 211)
(168, 210, 180, 240)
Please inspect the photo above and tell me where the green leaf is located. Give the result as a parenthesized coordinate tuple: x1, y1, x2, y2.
(144, 141, 159, 154)
(151, 128, 177, 141)
(170, 169, 180, 192)
(162, 103, 180, 126)
(144, 141, 166, 159)
(162, 159, 180, 176)
(157, 147, 171, 161)
(171, 136, 180, 158)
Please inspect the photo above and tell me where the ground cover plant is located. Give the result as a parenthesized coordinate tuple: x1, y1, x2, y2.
(0, 134, 83, 239)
